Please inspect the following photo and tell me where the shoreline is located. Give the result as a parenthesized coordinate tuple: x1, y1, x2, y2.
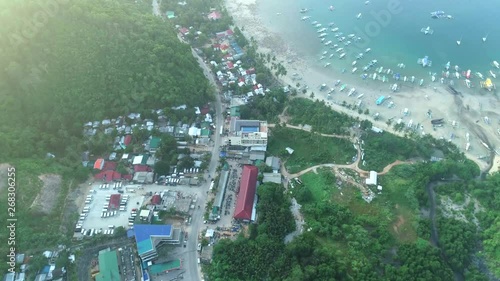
(224, 0, 499, 174)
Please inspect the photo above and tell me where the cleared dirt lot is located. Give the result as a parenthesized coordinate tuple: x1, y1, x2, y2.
(30, 174, 62, 214)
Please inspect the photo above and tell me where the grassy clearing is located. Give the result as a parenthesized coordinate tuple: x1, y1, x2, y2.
(298, 168, 336, 202)
(268, 126, 356, 174)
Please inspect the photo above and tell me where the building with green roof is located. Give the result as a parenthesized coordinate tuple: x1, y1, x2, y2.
(200, 129, 211, 138)
(148, 259, 182, 275)
(148, 137, 161, 153)
(230, 106, 240, 117)
(95, 249, 120, 281)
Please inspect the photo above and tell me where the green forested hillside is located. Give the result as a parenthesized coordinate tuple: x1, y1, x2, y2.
(0, 0, 212, 161)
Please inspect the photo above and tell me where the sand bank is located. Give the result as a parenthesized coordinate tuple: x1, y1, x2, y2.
(224, 0, 500, 174)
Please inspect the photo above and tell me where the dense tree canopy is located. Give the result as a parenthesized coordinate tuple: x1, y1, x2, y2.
(0, 0, 213, 161)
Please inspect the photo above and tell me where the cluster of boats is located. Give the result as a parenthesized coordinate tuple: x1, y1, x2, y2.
(300, 8, 498, 93)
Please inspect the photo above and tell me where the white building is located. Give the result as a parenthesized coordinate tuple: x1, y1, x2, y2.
(365, 171, 378, 185)
(228, 118, 268, 147)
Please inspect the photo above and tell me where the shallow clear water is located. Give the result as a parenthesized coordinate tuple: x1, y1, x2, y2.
(258, 0, 500, 87)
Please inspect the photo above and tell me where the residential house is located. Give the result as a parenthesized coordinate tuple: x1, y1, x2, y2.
(147, 137, 161, 154)
(207, 11, 222, 20)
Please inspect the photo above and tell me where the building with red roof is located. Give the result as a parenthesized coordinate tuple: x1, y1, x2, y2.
(124, 135, 132, 146)
(151, 194, 161, 205)
(220, 44, 229, 53)
(179, 27, 189, 36)
(134, 165, 151, 173)
(226, 61, 234, 69)
(94, 170, 122, 182)
(94, 158, 105, 170)
(233, 165, 258, 221)
(207, 11, 222, 20)
(103, 161, 117, 171)
(109, 194, 121, 210)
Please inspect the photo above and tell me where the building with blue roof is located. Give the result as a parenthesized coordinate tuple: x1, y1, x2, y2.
(133, 224, 181, 262)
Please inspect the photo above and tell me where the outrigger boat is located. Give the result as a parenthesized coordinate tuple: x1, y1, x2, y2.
(490, 70, 497, 79)
(301, 16, 311, 21)
(417, 56, 432, 67)
(445, 61, 450, 70)
(493, 61, 500, 69)
(352, 67, 358, 73)
(421, 26, 434, 35)
(334, 80, 341, 86)
(456, 36, 462, 46)
(476, 72, 484, 80)
(482, 33, 488, 42)
(340, 84, 347, 91)
(357, 13, 362, 19)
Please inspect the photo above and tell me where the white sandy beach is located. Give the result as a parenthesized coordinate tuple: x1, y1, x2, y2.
(224, 0, 500, 174)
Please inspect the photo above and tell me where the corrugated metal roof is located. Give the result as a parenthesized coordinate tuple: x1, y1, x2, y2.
(233, 165, 258, 220)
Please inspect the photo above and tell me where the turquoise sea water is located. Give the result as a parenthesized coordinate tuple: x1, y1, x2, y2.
(257, 0, 500, 89)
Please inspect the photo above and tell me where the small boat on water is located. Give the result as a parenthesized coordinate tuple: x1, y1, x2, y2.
(421, 26, 434, 35)
(431, 75, 436, 82)
(365, 48, 371, 53)
(445, 61, 450, 70)
(397, 63, 405, 69)
(348, 88, 356, 96)
(431, 11, 445, 18)
(300, 8, 309, 13)
(357, 13, 362, 19)
(340, 84, 347, 91)
(329, 5, 335, 11)
(334, 80, 341, 86)
(444, 71, 450, 78)
(325, 40, 332, 46)
(361, 73, 368, 79)
(378, 67, 384, 74)
(356, 53, 364, 60)
(490, 70, 497, 79)
(456, 36, 462, 46)
(482, 33, 488, 42)
(411, 76, 415, 83)
(311, 21, 318, 25)
(382, 76, 388, 83)
(318, 33, 327, 38)
(317, 28, 327, 33)
(394, 73, 400, 80)
(321, 38, 326, 42)
(329, 54, 334, 58)
(440, 77, 445, 84)
(336, 47, 343, 53)
(347, 33, 356, 38)
(301, 16, 311, 21)
(352, 67, 358, 73)
(493, 61, 500, 69)
(352, 61, 357, 66)
(403, 76, 407, 82)
(339, 53, 346, 59)
(331, 27, 339, 32)
(322, 51, 328, 55)
(372, 73, 377, 80)
(476, 72, 484, 80)
(365, 1, 370, 5)
(417, 56, 432, 67)
(455, 71, 460, 79)
(465, 69, 471, 79)
(386, 69, 392, 75)
(419, 79, 424, 86)
(324, 63, 331, 68)
(320, 56, 326, 60)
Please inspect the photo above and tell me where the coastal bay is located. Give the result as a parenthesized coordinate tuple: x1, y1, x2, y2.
(225, 0, 500, 173)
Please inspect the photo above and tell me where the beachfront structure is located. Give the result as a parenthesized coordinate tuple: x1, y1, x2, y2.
(228, 118, 268, 148)
(234, 165, 258, 221)
(133, 224, 181, 262)
(365, 171, 378, 185)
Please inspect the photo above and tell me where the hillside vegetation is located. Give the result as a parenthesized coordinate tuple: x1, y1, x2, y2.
(0, 0, 212, 161)
(0, 0, 212, 274)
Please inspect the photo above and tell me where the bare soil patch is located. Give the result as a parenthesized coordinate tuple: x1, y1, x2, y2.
(392, 215, 405, 234)
(30, 174, 62, 214)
